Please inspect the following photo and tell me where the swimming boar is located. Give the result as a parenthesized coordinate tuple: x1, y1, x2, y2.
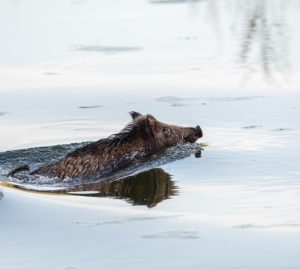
(9, 112, 203, 180)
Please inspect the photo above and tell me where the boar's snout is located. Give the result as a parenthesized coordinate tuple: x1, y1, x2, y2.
(195, 125, 203, 138)
(183, 125, 203, 143)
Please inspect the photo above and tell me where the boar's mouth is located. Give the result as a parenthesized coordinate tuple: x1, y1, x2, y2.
(184, 125, 203, 143)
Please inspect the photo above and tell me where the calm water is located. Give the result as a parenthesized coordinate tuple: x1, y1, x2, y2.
(1, 0, 300, 268)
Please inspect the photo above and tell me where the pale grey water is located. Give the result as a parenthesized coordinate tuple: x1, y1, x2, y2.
(1, 0, 300, 268)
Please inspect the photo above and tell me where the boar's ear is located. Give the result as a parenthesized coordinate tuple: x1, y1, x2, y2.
(130, 111, 142, 120)
(146, 114, 157, 129)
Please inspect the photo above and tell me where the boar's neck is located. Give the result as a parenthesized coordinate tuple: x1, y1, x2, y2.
(32, 133, 157, 179)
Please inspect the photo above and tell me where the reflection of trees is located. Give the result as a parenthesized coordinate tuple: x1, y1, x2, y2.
(204, 0, 293, 80)
(153, 0, 295, 80)
(63, 168, 177, 208)
(235, 0, 290, 79)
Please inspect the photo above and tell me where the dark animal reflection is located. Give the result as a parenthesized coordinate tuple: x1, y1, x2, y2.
(66, 168, 177, 208)
(2, 168, 177, 208)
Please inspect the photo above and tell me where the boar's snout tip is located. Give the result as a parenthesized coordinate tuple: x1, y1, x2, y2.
(195, 125, 203, 138)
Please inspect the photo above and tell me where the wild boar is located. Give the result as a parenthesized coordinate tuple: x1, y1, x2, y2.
(9, 112, 203, 180)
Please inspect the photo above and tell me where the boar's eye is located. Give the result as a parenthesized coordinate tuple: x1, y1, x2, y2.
(162, 127, 169, 136)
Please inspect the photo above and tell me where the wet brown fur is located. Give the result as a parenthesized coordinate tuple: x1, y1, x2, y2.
(10, 112, 203, 180)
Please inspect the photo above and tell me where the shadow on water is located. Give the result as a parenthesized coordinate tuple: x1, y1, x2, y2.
(1, 168, 178, 208)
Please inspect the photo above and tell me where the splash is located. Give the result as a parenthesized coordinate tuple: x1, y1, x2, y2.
(0, 142, 202, 186)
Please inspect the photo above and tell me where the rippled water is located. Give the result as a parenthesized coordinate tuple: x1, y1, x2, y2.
(1, 0, 300, 269)
(2, 168, 178, 208)
(0, 141, 200, 186)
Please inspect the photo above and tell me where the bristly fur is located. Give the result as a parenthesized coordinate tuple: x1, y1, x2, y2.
(8, 112, 203, 180)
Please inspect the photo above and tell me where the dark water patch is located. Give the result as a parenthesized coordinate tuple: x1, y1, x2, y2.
(270, 128, 293, 132)
(171, 103, 186, 107)
(156, 96, 200, 107)
(74, 45, 142, 54)
(78, 105, 103, 109)
(43, 72, 60, 76)
(208, 96, 265, 102)
(142, 230, 201, 239)
(242, 125, 262, 129)
(75, 220, 124, 226)
(233, 222, 300, 229)
(156, 96, 199, 103)
(0, 190, 3, 200)
(74, 214, 182, 227)
(150, 0, 202, 4)
(156, 95, 266, 106)
(0, 112, 8, 116)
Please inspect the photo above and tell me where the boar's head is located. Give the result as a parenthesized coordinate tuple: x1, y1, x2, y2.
(129, 111, 203, 150)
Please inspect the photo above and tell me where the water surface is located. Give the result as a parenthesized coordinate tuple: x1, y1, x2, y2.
(1, 0, 300, 269)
